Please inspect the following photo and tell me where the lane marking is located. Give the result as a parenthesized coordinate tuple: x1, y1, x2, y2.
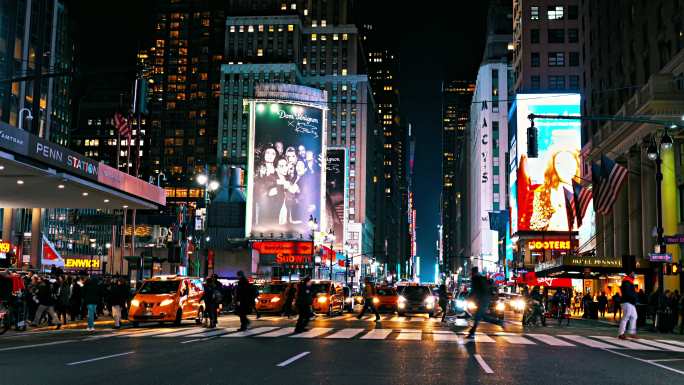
(657, 339, 684, 348)
(649, 358, 684, 363)
(559, 335, 621, 349)
(636, 340, 684, 352)
(0, 340, 76, 352)
(276, 351, 310, 367)
(66, 351, 135, 366)
(324, 328, 364, 339)
(290, 327, 334, 338)
(526, 334, 575, 347)
(602, 348, 684, 376)
(592, 336, 659, 351)
(257, 328, 295, 338)
(222, 326, 280, 338)
(360, 329, 393, 340)
(473, 354, 494, 374)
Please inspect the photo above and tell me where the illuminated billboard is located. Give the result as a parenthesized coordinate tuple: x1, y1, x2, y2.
(246, 101, 326, 238)
(325, 148, 347, 250)
(514, 93, 583, 232)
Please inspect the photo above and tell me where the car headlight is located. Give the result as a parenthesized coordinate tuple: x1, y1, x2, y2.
(159, 299, 174, 307)
(131, 299, 140, 307)
(317, 296, 328, 304)
(513, 299, 525, 310)
(496, 301, 505, 312)
(345, 297, 352, 303)
(467, 301, 477, 311)
(271, 297, 281, 303)
(425, 296, 435, 304)
(398, 295, 407, 303)
(355, 296, 363, 302)
(372, 297, 380, 305)
(254, 298, 259, 303)
(398, 302, 405, 309)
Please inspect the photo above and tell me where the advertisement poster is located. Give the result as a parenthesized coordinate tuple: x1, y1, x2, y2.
(514, 93, 588, 233)
(247, 101, 325, 237)
(325, 148, 347, 250)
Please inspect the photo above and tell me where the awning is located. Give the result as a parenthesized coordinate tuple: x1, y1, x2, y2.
(515, 272, 573, 288)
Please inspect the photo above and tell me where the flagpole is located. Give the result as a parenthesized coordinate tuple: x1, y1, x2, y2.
(121, 209, 127, 275)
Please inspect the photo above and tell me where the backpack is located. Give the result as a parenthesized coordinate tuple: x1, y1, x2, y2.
(212, 289, 223, 304)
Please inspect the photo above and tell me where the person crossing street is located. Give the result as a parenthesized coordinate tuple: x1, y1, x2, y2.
(618, 272, 638, 340)
(357, 277, 380, 322)
(467, 267, 503, 339)
(294, 277, 313, 334)
(235, 271, 255, 332)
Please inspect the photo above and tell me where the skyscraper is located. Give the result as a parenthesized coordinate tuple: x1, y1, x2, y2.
(441, 80, 474, 274)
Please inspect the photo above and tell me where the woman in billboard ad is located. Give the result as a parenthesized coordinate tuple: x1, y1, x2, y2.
(249, 102, 325, 238)
(529, 148, 580, 231)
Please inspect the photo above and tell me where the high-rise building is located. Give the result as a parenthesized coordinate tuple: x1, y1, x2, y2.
(441, 80, 474, 274)
(512, 0, 581, 93)
(0, 0, 73, 144)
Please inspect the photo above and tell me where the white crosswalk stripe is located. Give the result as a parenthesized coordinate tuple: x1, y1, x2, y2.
(188, 328, 234, 338)
(592, 336, 659, 351)
(222, 326, 280, 338)
(257, 327, 295, 338)
(526, 334, 575, 347)
(325, 328, 365, 339)
(656, 339, 684, 348)
(360, 329, 393, 340)
(155, 327, 205, 337)
(121, 328, 177, 338)
(498, 334, 536, 345)
(396, 329, 422, 340)
(559, 335, 621, 349)
(432, 332, 462, 343)
(290, 327, 333, 338)
(638, 339, 684, 352)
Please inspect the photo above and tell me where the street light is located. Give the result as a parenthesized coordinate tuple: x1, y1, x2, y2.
(195, 167, 219, 277)
(18, 108, 32, 130)
(196, 174, 208, 185)
(327, 231, 336, 281)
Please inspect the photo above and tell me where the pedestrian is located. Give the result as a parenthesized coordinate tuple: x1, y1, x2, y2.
(618, 272, 638, 340)
(438, 284, 449, 323)
(282, 283, 296, 319)
(32, 277, 61, 329)
(612, 292, 622, 320)
(235, 271, 255, 331)
(356, 277, 380, 322)
(109, 278, 128, 329)
(558, 289, 570, 326)
(467, 267, 503, 339)
(202, 277, 221, 328)
(597, 291, 608, 318)
(56, 276, 71, 325)
(294, 277, 313, 333)
(82, 276, 101, 331)
(70, 277, 83, 321)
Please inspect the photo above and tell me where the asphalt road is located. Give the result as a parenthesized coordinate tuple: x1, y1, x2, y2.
(2, 312, 683, 385)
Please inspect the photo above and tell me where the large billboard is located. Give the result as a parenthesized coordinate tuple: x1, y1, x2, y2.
(325, 148, 347, 250)
(246, 101, 326, 238)
(513, 93, 583, 232)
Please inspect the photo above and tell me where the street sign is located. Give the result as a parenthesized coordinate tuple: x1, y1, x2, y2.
(648, 253, 673, 262)
(664, 235, 684, 244)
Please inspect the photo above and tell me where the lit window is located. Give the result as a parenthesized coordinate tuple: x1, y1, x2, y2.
(333, 33, 339, 40)
(239, 25, 244, 32)
(342, 33, 348, 40)
(342, 84, 347, 91)
(547, 6, 564, 20)
(311, 33, 317, 41)
(312, 20, 317, 27)
(288, 24, 294, 32)
(321, 20, 327, 27)
(302, 57, 307, 65)
(269, 25, 274, 32)
(257, 48, 263, 57)
(281, 3, 286, 10)
(258, 24, 264, 32)
(342, 69, 347, 76)
(248, 25, 254, 32)
(530, 6, 540, 20)
(229, 25, 235, 33)
(304, 9, 308, 16)
(548, 52, 565, 66)
(291, 3, 296, 10)
(321, 34, 327, 41)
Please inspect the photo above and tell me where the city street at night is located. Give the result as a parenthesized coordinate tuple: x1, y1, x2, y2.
(3, 313, 684, 385)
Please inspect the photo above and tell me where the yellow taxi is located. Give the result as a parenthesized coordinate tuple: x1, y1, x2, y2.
(128, 275, 205, 326)
(255, 281, 290, 313)
(373, 286, 399, 313)
(310, 280, 345, 315)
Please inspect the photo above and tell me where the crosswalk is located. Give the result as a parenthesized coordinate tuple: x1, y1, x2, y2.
(92, 326, 684, 351)
(222, 313, 464, 324)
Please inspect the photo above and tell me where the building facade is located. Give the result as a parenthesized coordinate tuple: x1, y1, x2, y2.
(441, 80, 474, 274)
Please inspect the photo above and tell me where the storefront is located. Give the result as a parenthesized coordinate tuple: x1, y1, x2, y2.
(251, 240, 315, 280)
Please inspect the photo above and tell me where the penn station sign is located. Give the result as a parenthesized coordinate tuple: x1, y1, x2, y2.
(30, 137, 99, 180)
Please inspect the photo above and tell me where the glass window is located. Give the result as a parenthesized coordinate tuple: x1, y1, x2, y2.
(568, 5, 578, 20)
(548, 29, 564, 43)
(569, 52, 580, 66)
(531, 52, 540, 67)
(549, 75, 566, 89)
(568, 29, 579, 43)
(548, 52, 565, 66)
(547, 6, 564, 20)
(530, 6, 540, 20)
(568, 75, 580, 89)
(531, 75, 541, 89)
(530, 29, 540, 44)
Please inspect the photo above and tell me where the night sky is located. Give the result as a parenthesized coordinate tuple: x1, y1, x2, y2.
(71, 1, 491, 282)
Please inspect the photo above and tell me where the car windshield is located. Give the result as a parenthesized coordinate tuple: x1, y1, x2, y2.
(138, 280, 180, 295)
(377, 288, 396, 296)
(310, 283, 331, 295)
(260, 284, 286, 294)
(400, 286, 430, 299)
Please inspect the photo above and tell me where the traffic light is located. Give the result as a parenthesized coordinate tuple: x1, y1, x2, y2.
(527, 124, 538, 158)
(664, 262, 681, 275)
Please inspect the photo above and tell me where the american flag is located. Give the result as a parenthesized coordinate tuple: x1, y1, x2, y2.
(563, 187, 576, 231)
(595, 155, 628, 215)
(114, 112, 131, 138)
(572, 179, 593, 227)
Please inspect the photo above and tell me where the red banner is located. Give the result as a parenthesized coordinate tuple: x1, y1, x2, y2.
(515, 272, 572, 288)
(252, 241, 313, 255)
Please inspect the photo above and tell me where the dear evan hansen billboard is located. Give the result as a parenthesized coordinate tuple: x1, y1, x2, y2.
(326, 148, 348, 250)
(246, 101, 326, 238)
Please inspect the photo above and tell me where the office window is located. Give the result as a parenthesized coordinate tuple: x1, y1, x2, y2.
(568, 28, 579, 43)
(548, 52, 565, 66)
(549, 75, 565, 89)
(548, 6, 564, 20)
(569, 52, 580, 66)
(288, 24, 294, 32)
(531, 52, 540, 67)
(531, 75, 541, 89)
(568, 5, 578, 20)
(530, 29, 540, 44)
(568, 75, 580, 89)
(548, 29, 564, 43)
(530, 6, 540, 20)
